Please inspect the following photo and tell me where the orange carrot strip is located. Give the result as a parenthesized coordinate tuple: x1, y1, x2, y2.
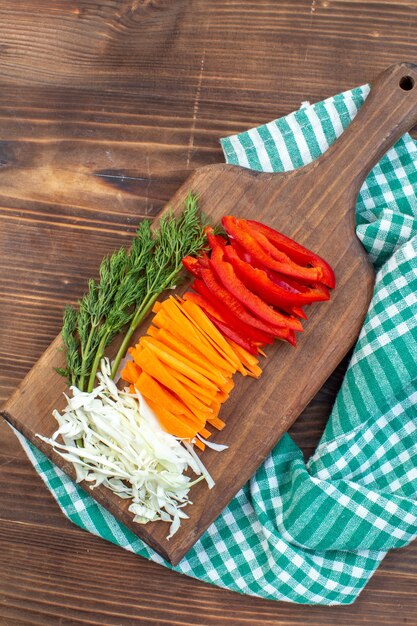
(176, 298, 245, 373)
(218, 378, 234, 394)
(153, 300, 236, 371)
(120, 360, 142, 385)
(146, 399, 198, 439)
(227, 339, 262, 378)
(144, 330, 228, 386)
(146, 325, 160, 339)
(134, 371, 198, 420)
(131, 346, 211, 413)
(139, 336, 223, 390)
(198, 427, 212, 439)
(162, 363, 215, 406)
(179, 298, 243, 364)
(215, 388, 230, 403)
(152, 301, 162, 313)
(193, 438, 206, 451)
(155, 326, 234, 379)
(207, 415, 226, 430)
(164, 296, 240, 371)
(153, 308, 235, 374)
(209, 400, 221, 416)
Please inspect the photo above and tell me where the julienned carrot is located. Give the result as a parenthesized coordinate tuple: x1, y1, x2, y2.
(163, 364, 215, 406)
(183, 291, 221, 320)
(215, 388, 230, 403)
(153, 305, 236, 374)
(226, 339, 262, 378)
(148, 326, 233, 379)
(207, 415, 226, 430)
(152, 319, 235, 377)
(146, 398, 198, 440)
(193, 438, 206, 451)
(140, 335, 226, 388)
(153, 361, 218, 421)
(179, 297, 243, 366)
(131, 346, 212, 414)
(120, 360, 142, 385)
(141, 338, 220, 392)
(198, 426, 212, 439)
(176, 298, 244, 372)
(135, 371, 201, 423)
(209, 400, 221, 416)
(120, 294, 266, 452)
(217, 378, 234, 394)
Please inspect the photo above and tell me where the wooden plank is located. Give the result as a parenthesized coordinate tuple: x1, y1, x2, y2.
(1, 511, 417, 626)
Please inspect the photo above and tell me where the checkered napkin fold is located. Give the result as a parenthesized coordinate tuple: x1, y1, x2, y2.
(16, 83, 417, 605)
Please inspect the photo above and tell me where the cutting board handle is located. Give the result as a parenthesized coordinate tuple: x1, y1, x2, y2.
(318, 62, 417, 194)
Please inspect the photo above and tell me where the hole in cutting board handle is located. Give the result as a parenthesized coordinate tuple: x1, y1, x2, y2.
(399, 75, 415, 91)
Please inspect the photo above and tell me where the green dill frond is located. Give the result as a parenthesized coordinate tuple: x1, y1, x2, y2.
(59, 192, 210, 391)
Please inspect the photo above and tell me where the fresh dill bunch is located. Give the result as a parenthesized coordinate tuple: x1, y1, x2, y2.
(109, 192, 209, 379)
(58, 192, 209, 392)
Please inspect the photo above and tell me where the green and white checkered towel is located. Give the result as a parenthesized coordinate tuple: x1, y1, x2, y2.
(15, 83, 417, 605)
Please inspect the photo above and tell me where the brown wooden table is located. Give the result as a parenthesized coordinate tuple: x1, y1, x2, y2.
(1, 1, 417, 624)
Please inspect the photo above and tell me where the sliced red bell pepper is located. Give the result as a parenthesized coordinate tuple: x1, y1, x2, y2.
(222, 216, 323, 284)
(182, 256, 201, 277)
(268, 271, 330, 302)
(285, 329, 297, 347)
(231, 242, 330, 304)
(292, 306, 307, 319)
(209, 245, 303, 332)
(203, 312, 259, 354)
(205, 311, 297, 354)
(222, 244, 322, 311)
(189, 281, 275, 345)
(246, 219, 336, 289)
(182, 253, 210, 277)
(200, 266, 295, 337)
(205, 226, 227, 249)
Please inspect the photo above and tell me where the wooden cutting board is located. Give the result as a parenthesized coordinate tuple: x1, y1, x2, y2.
(2, 62, 417, 565)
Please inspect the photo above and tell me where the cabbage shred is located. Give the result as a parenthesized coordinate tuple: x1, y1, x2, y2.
(37, 359, 214, 539)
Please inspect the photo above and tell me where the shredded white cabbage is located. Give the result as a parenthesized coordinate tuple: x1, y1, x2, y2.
(37, 358, 216, 539)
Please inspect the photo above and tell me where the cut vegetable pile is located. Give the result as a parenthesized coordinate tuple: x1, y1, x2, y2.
(43, 202, 335, 538)
(121, 295, 260, 451)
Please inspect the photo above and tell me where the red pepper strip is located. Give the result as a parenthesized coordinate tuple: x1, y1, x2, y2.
(232, 242, 330, 303)
(286, 329, 297, 347)
(182, 256, 201, 277)
(221, 242, 306, 318)
(205, 228, 228, 250)
(291, 306, 307, 320)
(222, 244, 320, 311)
(204, 312, 259, 354)
(222, 216, 322, 284)
(268, 270, 331, 302)
(246, 219, 336, 289)
(200, 266, 292, 336)
(209, 245, 303, 332)
(190, 280, 275, 345)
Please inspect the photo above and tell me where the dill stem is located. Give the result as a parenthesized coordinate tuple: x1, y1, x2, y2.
(110, 269, 178, 379)
(78, 323, 97, 391)
(87, 331, 110, 392)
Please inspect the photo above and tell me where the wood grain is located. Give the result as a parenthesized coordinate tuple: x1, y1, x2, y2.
(1, 0, 417, 622)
